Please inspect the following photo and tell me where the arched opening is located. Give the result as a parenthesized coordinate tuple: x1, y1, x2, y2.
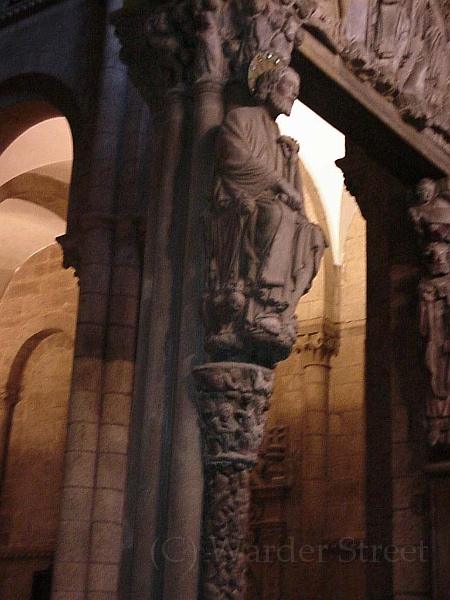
(0, 103, 78, 600)
(246, 95, 369, 599)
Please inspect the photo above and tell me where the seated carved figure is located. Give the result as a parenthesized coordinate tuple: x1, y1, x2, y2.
(202, 61, 327, 367)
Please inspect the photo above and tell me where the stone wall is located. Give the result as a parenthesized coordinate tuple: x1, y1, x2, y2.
(0, 243, 78, 600)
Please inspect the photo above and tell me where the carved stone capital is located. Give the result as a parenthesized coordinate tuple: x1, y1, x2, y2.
(57, 213, 145, 274)
(295, 326, 339, 360)
(111, 0, 309, 105)
(194, 362, 274, 468)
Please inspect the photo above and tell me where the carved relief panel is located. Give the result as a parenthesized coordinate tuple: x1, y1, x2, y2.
(410, 177, 450, 449)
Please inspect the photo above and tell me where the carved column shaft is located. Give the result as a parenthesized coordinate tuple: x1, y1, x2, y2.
(295, 330, 337, 587)
(0, 389, 12, 494)
(161, 82, 225, 600)
(194, 363, 274, 600)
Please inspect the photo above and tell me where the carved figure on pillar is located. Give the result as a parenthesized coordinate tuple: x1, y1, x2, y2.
(410, 177, 450, 447)
(202, 56, 327, 368)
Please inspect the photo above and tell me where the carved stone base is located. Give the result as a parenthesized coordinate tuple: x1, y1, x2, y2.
(193, 362, 274, 600)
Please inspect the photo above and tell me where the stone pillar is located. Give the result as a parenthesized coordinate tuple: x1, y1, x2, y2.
(337, 142, 432, 599)
(121, 91, 189, 600)
(193, 362, 274, 600)
(295, 328, 338, 598)
(86, 218, 142, 600)
(161, 80, 224, 600)
(84, 75, 148, 600)
(297, 329, 338, 532)
(52, 216, 115, 600)
(0, 388, 12, 488)
(52, 2, 129, 597)
(112, 5, 326, 600)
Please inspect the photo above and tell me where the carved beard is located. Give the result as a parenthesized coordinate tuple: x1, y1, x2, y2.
(268, 88, 295, 117)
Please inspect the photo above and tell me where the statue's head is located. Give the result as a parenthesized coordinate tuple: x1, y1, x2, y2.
(254, 65, 300, 118)
(417, 178, 437, 204)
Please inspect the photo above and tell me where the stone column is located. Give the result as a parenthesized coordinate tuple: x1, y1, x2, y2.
(297, 329, 338, 509)
(193, 362, 274, 600)
(85, 76, 148, 600)
(112, 5, 326, 600)
(120, 90, 190, 600)
(295, 328, 338, 596)
(0, 388, 12, 489)
(52, 1, 128, 597)
(161, 80, 224, 600)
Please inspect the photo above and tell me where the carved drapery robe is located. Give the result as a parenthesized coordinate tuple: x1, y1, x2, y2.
(203, 105, 326, 365)
(420, 273, 450, 400)
(419, 272, 450, 445)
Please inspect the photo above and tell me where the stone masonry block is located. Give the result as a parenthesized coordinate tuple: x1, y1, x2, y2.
(55, 520, 90, 563)
(92, 489, 124, 524)
(89, 521, 123, 564)
(98, 424, 129, 455)
(64, 451, 96, 488)
(96, 453, 127, 491)
(88, 563, 120, 592)
(102, 393, 132, 426)
(60, 486, 93, 522)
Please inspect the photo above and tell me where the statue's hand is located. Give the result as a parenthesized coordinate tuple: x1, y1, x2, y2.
(277, 180, 305, 214)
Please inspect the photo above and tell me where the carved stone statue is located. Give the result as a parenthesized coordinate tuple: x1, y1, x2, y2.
(410, 177, 450, 447)
(202, 59, 327, 367)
